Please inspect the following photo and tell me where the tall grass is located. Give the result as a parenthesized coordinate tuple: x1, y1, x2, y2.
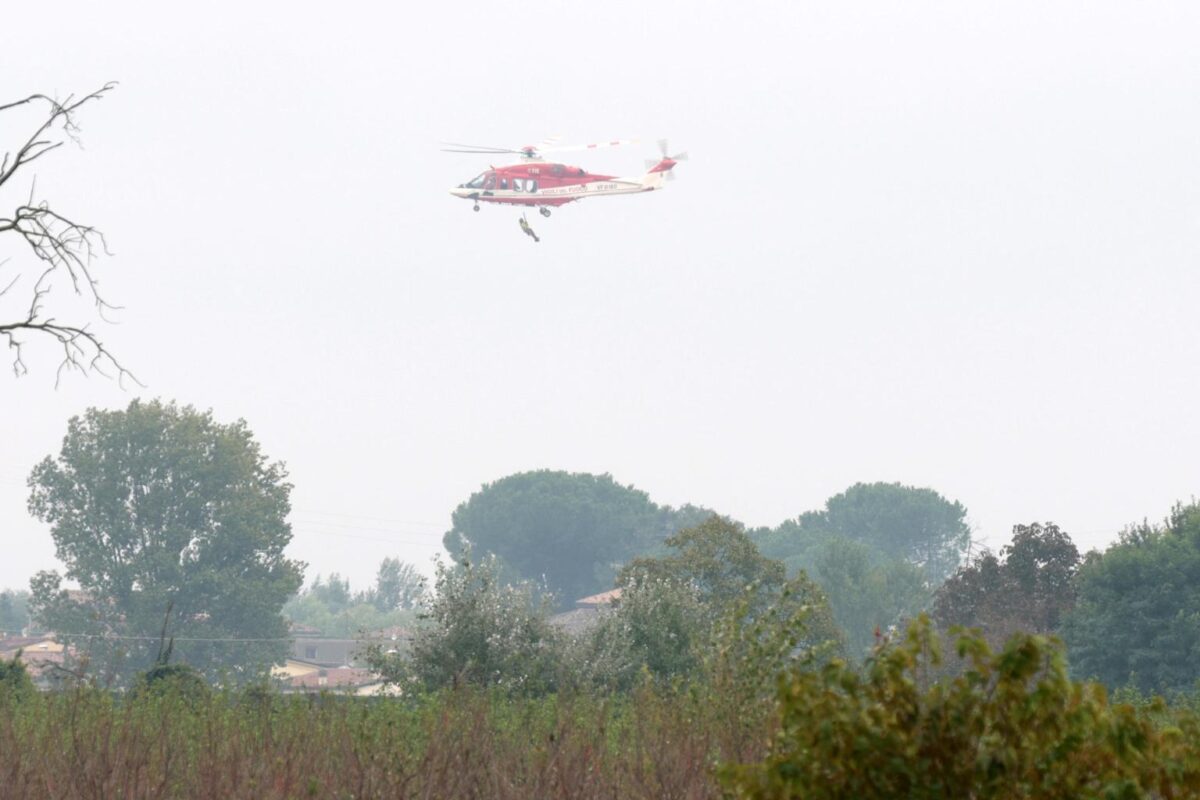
(0, 685, 756, 799)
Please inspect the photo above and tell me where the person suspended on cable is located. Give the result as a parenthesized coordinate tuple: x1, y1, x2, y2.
(519, 214, 540, 243)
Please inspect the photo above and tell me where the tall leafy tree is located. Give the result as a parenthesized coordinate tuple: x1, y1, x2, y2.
(815, 538, 929, 658)
(0, 590, 30, 635)
(766, 482, 971, 583)
(620, 515, 786, 611)
(368, 554, 563, 693)
(27, 399, 303, 685)
(1064, 503, 1200, 694)
(306, 573, 353, 614)
(602, 516, 843, 683)
(444, 470, 711, 607)
(369, 557, 427, 612)
(934, 522, 1080, 646)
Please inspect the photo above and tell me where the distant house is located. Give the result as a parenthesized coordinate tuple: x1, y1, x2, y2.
(549, 588, 622, 635)
(272, 658, 395, 694)
(289, 637, 362, 667)
(0, 635, 72, 687)
(287, 625, 413, 667)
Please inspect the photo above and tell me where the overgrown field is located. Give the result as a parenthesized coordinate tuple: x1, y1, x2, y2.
(6, 625, 1200, 799)
(0, 687, 746, 800)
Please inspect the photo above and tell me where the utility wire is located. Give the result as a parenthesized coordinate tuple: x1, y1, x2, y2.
(1, 629, 411, 643)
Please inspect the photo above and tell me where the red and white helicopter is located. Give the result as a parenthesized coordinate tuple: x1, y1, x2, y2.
(444, 138, 687, 216)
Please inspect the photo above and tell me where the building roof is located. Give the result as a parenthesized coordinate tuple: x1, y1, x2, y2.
(273, 659, 324, 679)
(0, 637, 64, 659)
(285, 666, 380, 691)
(289, 623, 323, 637)
(575, 588, 622, 608)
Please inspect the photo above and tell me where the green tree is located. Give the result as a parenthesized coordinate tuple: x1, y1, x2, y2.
(369, 557, 427, 612)
(307, 573, 353, 614)
(722, 616, 1200, 799)
(443, 470, 711, 608)
(0, 651, 34, 699)
(1064, 502, 1200, 695)
(815, 538, 929, 658)
(27, 399, 304, 685)
(368, 554, 563, 693)
(573, 574, 708, 688)
(620, 515, 786, 611)
(595, 516, 842, 684)
(762, 482, 971, 583)
(934, 522, 1079, 647)
(0, 590, 30, 634)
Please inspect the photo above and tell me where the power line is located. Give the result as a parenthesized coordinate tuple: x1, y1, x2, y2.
(292, 508, 444, 528)
(1, 629, 411, 643)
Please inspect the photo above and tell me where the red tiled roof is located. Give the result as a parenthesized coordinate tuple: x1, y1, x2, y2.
(287, 667, 379, 689)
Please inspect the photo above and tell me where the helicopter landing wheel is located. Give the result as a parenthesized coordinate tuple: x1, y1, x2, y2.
(473, 204, 480, 212)
(539, 207, 551, 218)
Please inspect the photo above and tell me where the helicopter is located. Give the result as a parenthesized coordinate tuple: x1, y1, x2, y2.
(443, 138, 687, 216)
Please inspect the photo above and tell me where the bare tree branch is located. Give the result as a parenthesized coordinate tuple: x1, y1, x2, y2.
(0, 82, 136, 385)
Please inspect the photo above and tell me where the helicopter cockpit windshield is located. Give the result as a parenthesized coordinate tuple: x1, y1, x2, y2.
(462, 172, 489, 189)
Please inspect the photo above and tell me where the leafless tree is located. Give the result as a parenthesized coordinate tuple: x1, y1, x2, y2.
(0, 82, 136, 385)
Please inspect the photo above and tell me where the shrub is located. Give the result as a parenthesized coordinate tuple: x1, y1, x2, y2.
(368, 553, 565, 693)
(0, 651, 34, 700)
(721, 615, 1200, 799)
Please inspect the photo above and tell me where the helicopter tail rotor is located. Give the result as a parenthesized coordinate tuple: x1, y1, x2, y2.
(645, 140, 687, 182)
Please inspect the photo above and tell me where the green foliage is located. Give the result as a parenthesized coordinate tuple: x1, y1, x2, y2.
(0, 651, 34, 699)
(751, 483, 971, 659)
(443, 470, 712, 608)
(3, 657, 1200, 798)
(369, 557, 427, 612)
(305, 573, 354, 613)
(1065, 502, 1200, 695)
(722, 615, 1200, 799)
(573, 575, 708, 688)
(620, 515, 785, 610)
(130, 662, 211, 704)
(815, 538, 929, 658)
(581, 516, 843, 688)
(0, 589, 30, 635)
(759, 482, 971, 584)
(935, 522, 1080, 646)
(283, 567, 420, 638)
(27, 399, 304, 685)
(704, 576, 844, 715)
(283, 592, 416, 639)
(369, 554, 564, 693)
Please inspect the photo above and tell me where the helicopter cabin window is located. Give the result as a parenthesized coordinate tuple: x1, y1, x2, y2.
(464, 173, 487, 189)
(512, 178, 525, 192)
(500, 178, 508, 190)
(483, 175, 496, 190)
(527, 180, 537, 193)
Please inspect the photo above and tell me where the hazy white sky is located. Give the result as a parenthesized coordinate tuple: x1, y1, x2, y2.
(2, 1, 1198, 593)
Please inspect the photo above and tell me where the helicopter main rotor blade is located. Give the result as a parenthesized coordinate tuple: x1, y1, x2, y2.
(439, 141, 523, 154)
(539, 138, 641, 153)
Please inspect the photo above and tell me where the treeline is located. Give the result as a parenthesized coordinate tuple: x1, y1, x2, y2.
(6, 598, 1200, 797)
(7, 399, 1200, 698)
(7, 399, 1200, 795)
(444, 469, 1200, 697)
(282, 558, 426, 638)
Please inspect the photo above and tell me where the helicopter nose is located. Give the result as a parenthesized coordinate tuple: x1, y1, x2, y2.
(449, 187, 471, 199)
